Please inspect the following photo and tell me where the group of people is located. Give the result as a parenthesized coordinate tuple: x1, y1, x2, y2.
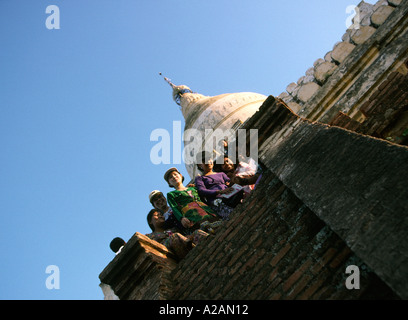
(110, 145, 263, 261)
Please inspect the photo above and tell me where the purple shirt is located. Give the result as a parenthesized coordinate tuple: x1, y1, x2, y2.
(195, 172, 230, 205)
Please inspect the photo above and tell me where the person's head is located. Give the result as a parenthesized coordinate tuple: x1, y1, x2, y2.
(149, 190, 168, 211)
(109, 237, 126, 253)
(147, 209, 165, 232)
(221, 156, 236, 172)
(164, 167, 184, 188)
(196, 151, 214, 173)
(214, 156, 236, 173)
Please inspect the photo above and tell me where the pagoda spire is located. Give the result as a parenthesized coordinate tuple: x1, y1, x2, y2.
(159, 72, 176, 89)
(159, 73, 195, 106)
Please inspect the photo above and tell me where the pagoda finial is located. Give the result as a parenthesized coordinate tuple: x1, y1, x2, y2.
(159, 72, 176, 89)
(159, 73, 193, 106)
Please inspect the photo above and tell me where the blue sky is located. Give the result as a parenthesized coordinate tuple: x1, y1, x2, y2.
(0, 0, 371, 300)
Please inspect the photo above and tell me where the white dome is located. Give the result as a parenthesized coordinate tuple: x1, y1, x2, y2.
(160, 76, 266, 179)
(179, 90, 266, 178)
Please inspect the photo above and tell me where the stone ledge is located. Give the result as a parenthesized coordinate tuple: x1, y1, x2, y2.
(99, 232, 178, 300)
(250, 97, 408, 299)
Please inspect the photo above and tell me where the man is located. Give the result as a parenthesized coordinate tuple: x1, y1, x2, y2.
(149, 189, 189, 234)
(145, 209, 209, 260)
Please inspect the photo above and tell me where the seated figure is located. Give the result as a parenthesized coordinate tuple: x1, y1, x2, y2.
(148, 189, 188, 235)
(194, 151, 243, 220)
(145, 209, 209, 260)
(214, 155, 263, 196)
(164, 167, 222, 233)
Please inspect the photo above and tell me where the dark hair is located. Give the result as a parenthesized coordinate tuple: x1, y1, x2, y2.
(147, 209, 159, 232)
(196, 151, 214, 172)
(110, 237, 126, 253)
(164, 168, 185, 188)
(213, 155, 237, 173)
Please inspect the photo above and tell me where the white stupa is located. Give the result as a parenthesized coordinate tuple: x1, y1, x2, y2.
(161, 75, 266, 178)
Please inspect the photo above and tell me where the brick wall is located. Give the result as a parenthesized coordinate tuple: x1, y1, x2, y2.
(170, 170, 396, 300)
(99, 233, 178, 300)
(278, 0, 408, 122)
(168, 96, 407, 300)
(329, 63, 408, 146)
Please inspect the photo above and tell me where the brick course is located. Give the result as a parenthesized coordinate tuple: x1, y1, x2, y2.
(329, 64, 408, 146)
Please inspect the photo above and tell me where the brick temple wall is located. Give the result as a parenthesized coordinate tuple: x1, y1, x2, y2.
(99, 232, 178, 300)
(170, 170, 396, 300)
(278, 0, 408, 125)
(168, 97, 406, 300)
(329, 61, 408, 146)
(99, 96, 407, 300)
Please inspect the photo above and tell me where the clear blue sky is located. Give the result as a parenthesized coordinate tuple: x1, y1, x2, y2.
(0, 0, 371, 300)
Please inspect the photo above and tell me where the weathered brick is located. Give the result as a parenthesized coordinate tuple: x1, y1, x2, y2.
(246, 269, 270, 295)
(227, 244, 249, 267)
(270, 292, 282, 300)
(310, 259, 325, 276)
(329, 246, 352, 269)
(196, 260, 209, 275)
(269, 243, 292, 267)
(320, 247, 338, 265)
(268, 268, 280, 282)
(228, 261, 243, 276)
(387, 71, 399, 81)
(222, 272, 242, 296)
(298, 271, 330, 300)
(286, 274, 313, 299)
(312, 285, 336, 300)
(368, 87, 382, 102)
(282, 259, 313, 292)
(270, 276, 283, 289)
(253, 236, 264, 249)
(248, 205, 269, 225)
(241, 249, 264, 272)
(361, 100, 378, 116)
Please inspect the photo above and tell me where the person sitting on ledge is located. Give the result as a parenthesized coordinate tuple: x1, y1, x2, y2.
(109, 237, 126, 255)
(195, 151, 243, 220)
(148, 189, 189, 235)
(145, 208, 209, 260)
(164, 167, 222, 234)
(214, 155, 263, 197)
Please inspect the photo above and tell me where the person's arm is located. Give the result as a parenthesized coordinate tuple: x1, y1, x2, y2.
(233, 173, 260, 186)
(221, 172, 231, 185)
(194, 176, 220, 197)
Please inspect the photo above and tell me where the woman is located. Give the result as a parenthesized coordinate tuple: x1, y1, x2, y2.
(215, 155, 262, 196)
(145, 209, 208, 260)
(164, 167, 221, 232)
(194, 152, 242, 220)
